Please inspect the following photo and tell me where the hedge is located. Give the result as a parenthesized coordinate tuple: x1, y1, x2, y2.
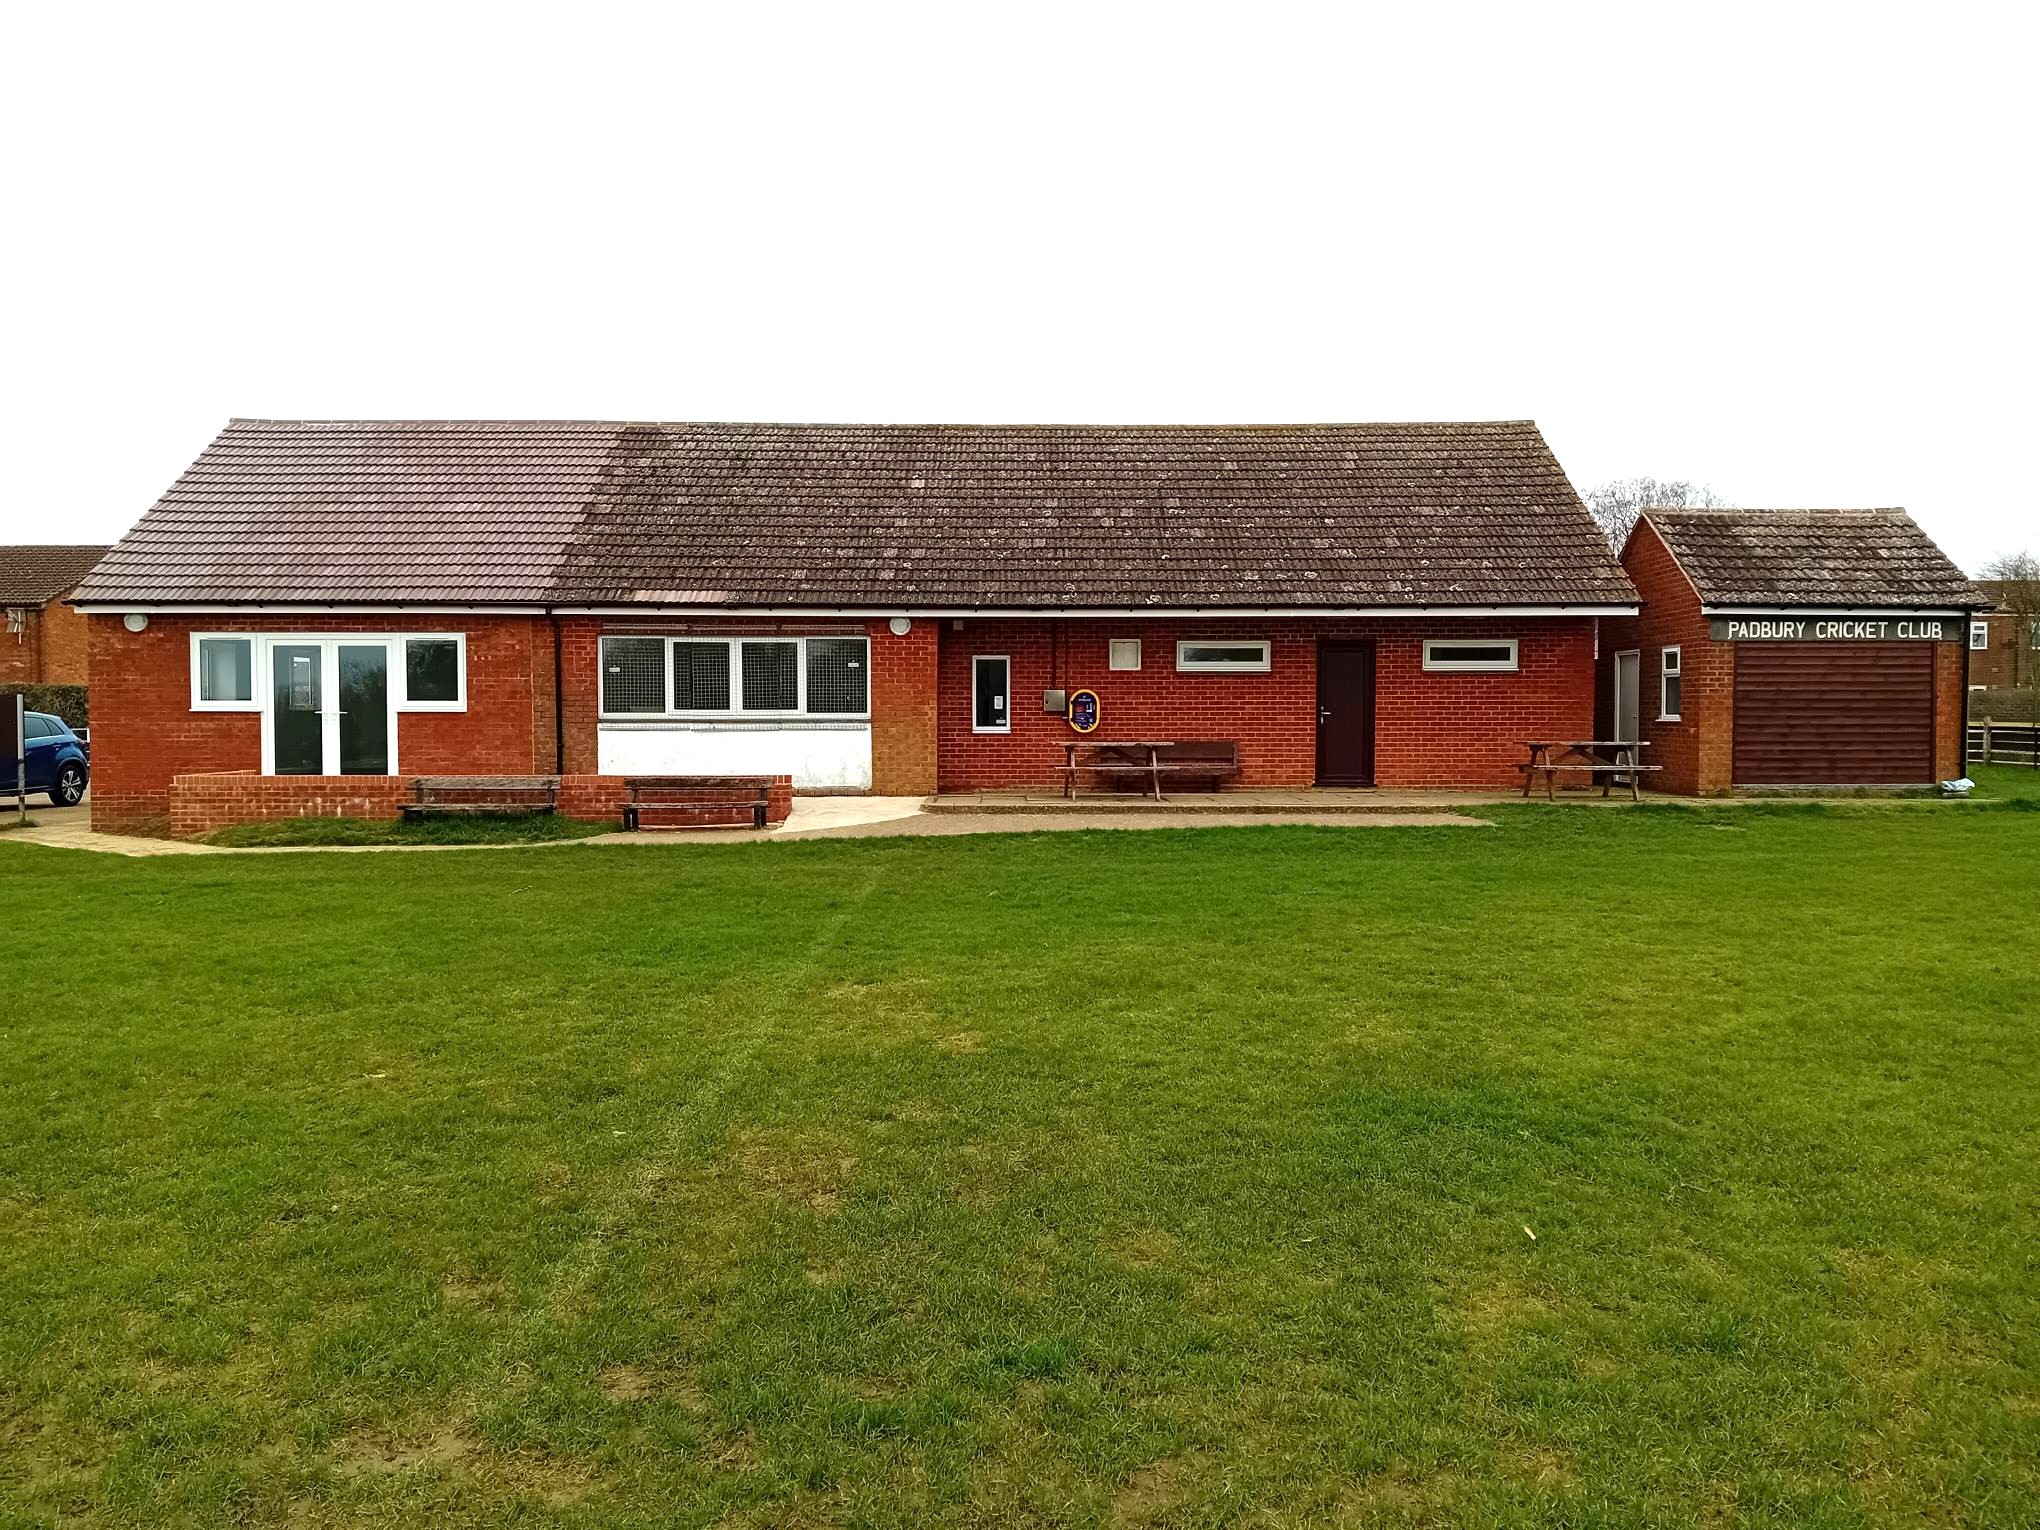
(0, 684, 87, 729)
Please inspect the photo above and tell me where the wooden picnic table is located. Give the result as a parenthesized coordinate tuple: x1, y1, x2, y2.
(1517, 740, 1659, 801)
(1061, 740, 1176, 799)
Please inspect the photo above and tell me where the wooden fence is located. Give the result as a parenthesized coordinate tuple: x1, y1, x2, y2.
(1968, 718, 2040, 769)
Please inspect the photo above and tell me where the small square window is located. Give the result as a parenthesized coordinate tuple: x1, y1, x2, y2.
(672, 640, 733, 711)
(403, 638, 462, 706)
(805, 637, 869, 715)
(601, 637, 667, 714)
(196, 637, 254, 703)
(1108, 638, 1142, 671)
(1969, 621, 1989, 651)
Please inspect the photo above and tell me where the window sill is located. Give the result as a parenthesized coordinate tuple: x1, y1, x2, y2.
(190, 701, 262, 713)
(972, 726, 1012, 735)
(1657, 714, 1683, 724)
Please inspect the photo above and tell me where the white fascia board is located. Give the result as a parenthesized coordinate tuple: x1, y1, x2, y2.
(554, 603, 1642, 618)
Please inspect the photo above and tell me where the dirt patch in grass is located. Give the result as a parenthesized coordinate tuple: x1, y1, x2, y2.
(335, 1426, 477, 1476)
(934, 1030, 985, 1054)
(731, 1127, 856, 1213)
(1111, 1453, 1203, 1525)
(1113, 1226, 1182, 1270)
(598, 1365, 656, 1402)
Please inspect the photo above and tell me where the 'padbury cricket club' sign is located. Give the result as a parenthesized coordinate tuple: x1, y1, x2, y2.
(1707, 616, 1961, 642)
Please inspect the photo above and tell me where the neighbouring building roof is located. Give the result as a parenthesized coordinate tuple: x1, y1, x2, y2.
(73, 419, 1639, 612)
(0, 545, 112, 605)
(1639, 508, 1988, 610)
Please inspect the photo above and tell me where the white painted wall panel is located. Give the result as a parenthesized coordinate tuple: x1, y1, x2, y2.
(597, 724, 872, 791)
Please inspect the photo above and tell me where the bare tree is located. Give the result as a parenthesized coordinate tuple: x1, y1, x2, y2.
(1583, 478, 1732, 550)
(1980, 549, 2040, 688)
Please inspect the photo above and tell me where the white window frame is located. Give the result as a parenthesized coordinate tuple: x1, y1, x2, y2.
(191, 630, 468, 718)
(1659, 645, 1683, 722)
(1968, 620, 1989, 651)
(597, 634, 871, 721)
(399, 634, 468, 711)
(1175, 639, 1271, 674)
(189, 633, 260, 711)
(1108, 638, 1142, 672)
(1422, 638, 1519, 673)
(972, 654, 1012, 734)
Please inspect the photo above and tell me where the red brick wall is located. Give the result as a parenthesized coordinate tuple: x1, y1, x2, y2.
(1606, 520, 1730, 794)
(0, 609, 38, 683)
(933, 617, 1598, 790)
(90, 614, 555, 832)
(1, 597, 92, 684)
(165, 771, 792, 837)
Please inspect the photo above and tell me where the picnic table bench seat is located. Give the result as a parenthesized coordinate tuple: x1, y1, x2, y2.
(615, 775, 772, 831)
(1061, 740, 1242, 799)
(1516, 742, 1660, 802)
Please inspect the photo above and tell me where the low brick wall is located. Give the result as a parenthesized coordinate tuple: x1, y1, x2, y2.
(163, 772, 794, 838)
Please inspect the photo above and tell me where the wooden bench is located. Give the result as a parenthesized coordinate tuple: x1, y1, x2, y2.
(1061, 740, 1243, 799)
(403, 775, 558, 818)
(617, 775, 772, 831)
(1516, 741, 1662, 802)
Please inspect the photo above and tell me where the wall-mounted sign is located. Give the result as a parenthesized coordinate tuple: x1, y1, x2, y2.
(1708, 616, 1960, 643)
(1068, 688, 1100, 733)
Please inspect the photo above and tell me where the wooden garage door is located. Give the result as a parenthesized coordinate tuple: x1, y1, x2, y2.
(1733, 641, 1935, 784)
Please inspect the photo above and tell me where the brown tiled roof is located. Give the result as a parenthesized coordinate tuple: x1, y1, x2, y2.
(74, 419, 1638, 610)
(1642, 508, 1987, 609)
(0, 545, 112, 605)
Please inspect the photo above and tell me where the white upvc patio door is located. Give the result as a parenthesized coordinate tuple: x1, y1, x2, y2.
(261, 638, 399, 776)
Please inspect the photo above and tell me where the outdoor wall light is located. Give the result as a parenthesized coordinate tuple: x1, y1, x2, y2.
(123, 613, 149, 632)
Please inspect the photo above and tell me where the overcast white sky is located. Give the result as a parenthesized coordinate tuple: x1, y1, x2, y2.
(3, 2, 2033, 572)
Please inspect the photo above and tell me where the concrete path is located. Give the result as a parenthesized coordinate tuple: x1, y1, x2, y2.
(1, 794, 1487, 856)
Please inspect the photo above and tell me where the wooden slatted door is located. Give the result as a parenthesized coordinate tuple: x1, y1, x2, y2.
(1732, 641, 1935, 784)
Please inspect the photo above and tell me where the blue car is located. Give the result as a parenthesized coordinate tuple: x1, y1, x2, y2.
(8, 711, 90, 806)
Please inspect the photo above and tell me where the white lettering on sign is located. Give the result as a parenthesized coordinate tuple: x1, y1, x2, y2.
(1813, 619, 1892, 639)
(1726, 620, 1807, 640)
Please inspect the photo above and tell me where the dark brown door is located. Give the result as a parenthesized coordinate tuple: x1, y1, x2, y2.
(1732, 641, 1936, 784)
(1316, 640, 1376, 785)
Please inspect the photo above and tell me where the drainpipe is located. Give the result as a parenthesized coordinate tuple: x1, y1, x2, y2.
(550, 610, 565, 775)
(1959, 613, 1971, 777)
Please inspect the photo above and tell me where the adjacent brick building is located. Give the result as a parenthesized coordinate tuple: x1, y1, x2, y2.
(69, 419, 1648, 832)
(1601, 509, 1986, 791)
(1, 545, 108, 685)
(1968, 579, 2037, 691)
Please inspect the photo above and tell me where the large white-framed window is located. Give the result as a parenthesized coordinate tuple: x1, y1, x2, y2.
(597, 634, 870, 720)
(1175, 639, 1271, 674)
(1659, 645, 1683, 721)
(1969, 620, 1989, 651)
(1422, 638, 1519, 673)
(190, 632, 468, 717)
(972, 654, 1011, 733)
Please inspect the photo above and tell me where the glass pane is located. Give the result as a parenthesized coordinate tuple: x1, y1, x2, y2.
(601, 637, 666, 714)
(272, 644, 323, 776)
(741, 641, 798, 711)
(1664, 675, 1682, 717)
(199, 637, 253, 701)
(974, 658, 1008, 729)
(672, 641, 732, 710)
(1182, 644, 1266, 667)
(1109, 639, 1141, 671)
(339, 645, 389, 775)
(805, 638, 867, 714)
(405, 639, 459, 703)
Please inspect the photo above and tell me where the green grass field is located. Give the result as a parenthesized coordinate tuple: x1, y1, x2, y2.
(2, 787, 2036, 1526)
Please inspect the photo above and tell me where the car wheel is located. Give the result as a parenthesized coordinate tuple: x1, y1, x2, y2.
(49, 763, 86, 807)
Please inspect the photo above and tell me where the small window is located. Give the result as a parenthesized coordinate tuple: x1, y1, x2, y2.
(1969, 621, 1989, 651)
(1176, 640, 1270, 674)
(1423, 639, 1519, 673)
(741, 640, 799, 711)
(973, 655, 1010, 732)
(1108, 638, 1142, 671)
(1660, 646, 1683, 721)
(23, 714, 52, 739)
(601, 636, 667, 714)
(672, 640, 733, 711)
(195, 636, 255, 705)
(805, 637, 869, 715)
(403, 637, 463, 707)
